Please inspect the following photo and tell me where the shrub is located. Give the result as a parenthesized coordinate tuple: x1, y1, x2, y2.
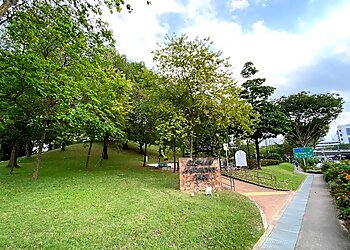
(261, 159, 281, 166)
(247, 159, 258, 169)
(265, 153, 282, 161)
(324, 162, 350, 220)
(329, 180, 345, 196)
(247, 159, 282, 169)
(321, 161, 335, 172)
(307, 157, 320, 167)
(324, 164, 341, 182)
(336, 193, 350, 220)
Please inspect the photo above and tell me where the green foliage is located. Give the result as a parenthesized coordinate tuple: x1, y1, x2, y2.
(0, 144, 264, 249)
(153, 34, 255, 156)
(261, 159, 282, 166)
(265, 152, 282, 161)
(247, 159, 258, 169)
(1, 0, 140, 37)
(126, 65, 162, 150)
(247, 159, 281, 169)
(323, 162, 350, 220)
(307, 157, 321, 167)
(0, 2, 131, 178)
(240, 62, 289, 168)
(279, 91, 344, 147)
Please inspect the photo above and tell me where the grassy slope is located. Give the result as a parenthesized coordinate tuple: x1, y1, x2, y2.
(0, 144, 263, 249)
(260, 163, 306, 190)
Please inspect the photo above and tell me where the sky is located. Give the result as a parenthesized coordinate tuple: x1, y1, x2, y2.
(104, 0, 350, 141)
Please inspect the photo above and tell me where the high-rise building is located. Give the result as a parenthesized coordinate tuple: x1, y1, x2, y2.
(337, 124, 350, 144)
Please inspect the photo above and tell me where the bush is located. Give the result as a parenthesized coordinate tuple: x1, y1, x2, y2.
(336, 193, 350, 220)
(321, 161, 334, 172)
(324, 165, 341, 182)
(329, 180, 345, 195)
(247, 159, 282, 169)
(307, 157, 320, 167)
(261, 159, 282, 166)
(247, 159, 258, 169)
(265, 153, 282, 161)
(323, 162, 350, 221)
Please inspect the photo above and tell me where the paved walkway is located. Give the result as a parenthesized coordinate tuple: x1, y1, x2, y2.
(256, 174, 350, 250)
(296, 174, 350, 250)
(222, 176, 294, 227)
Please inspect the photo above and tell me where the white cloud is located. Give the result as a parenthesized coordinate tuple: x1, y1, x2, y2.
(106, 0, 350, 133)
(230, 0, 250, 11)
(102, 0, 184, 66)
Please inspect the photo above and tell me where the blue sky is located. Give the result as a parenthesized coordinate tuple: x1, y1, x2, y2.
(105, 0, 350, 139)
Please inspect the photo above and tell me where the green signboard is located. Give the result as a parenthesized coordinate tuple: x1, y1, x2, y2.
(293, 147, 314, 158)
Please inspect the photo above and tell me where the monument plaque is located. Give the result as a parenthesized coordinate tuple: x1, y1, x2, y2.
(235, 150, 247, 167)
(179, 157, 221, 192)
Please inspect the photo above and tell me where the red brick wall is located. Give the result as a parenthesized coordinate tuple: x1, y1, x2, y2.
(179, 157, 221, 192)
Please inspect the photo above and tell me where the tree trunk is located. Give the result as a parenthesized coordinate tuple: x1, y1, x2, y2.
(102, 134, 108, 160)
(255, 138, 261, 170)
(190, 132, 193, 159)
(0, 143, 3, 161)
(9, 141, 19, 174)
(85, 140, 93, 170)
(139, 143, 144, 154)
(247, 140, 250, 159)
(32, 125, 47, 180)
(0, 0, 18, 19)
(25, 141, 33, 157)
(173, 137, 176, 173)
(143, 143, 148, 167)
(123, 140, 129, 150)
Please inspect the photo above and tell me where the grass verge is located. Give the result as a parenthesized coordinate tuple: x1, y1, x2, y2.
(259, 163, 306, 190)
(0, 144, 264, 249)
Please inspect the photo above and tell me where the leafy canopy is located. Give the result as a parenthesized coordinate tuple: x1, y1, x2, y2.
(278, 91, 344, 147)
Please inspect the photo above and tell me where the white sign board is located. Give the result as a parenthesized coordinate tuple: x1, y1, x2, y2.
(235, 150, 247, 167)
(223, 143, 229, 151)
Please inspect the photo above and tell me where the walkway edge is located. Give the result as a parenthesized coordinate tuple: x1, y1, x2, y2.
(253, 174, 310, 250)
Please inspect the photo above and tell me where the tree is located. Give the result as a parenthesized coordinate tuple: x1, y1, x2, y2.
(0, 2, 130, 179)
(0, 0, 143, 26)
(75, 48, 131, 170)
(127, 69, 163, 167)
(153, 34, 254, 158)
(278, 91, 344, 147)
(240, 62, 289, 169)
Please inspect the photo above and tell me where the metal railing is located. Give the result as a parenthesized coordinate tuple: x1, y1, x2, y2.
(221, 175, 235, 191)
(226, 170, 277, 188)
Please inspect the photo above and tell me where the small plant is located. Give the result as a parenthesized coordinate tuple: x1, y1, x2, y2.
(323, 162, 350, 221)
(336, 193, 350, 219)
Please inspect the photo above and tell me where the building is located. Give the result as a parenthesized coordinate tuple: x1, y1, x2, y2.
(337, 124, 350, 144)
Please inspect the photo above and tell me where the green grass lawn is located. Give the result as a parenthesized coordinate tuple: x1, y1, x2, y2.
(0, 144, 264, 249)
(260, 163, 306, 190)
(225, 163, 306, 191)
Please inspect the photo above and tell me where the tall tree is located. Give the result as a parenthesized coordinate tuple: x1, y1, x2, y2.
(0, 0, 143, 26)
(127, 68, 164, 166)
(278, 91, 343, 147)
(240, 62, 289, 169)
(0, 2, 130, 179)
(153, 34, 254, 158)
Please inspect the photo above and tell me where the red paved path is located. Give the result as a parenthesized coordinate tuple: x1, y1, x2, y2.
(222, 176, 294, 227)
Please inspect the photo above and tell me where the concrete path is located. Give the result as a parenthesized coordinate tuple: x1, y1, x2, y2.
(257, 174, 350, 250)
(296, 174, 350, 250)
